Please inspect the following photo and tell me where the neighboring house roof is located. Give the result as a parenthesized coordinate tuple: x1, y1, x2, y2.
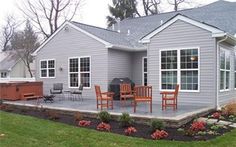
(33, 1, 236, 55)
(0, 50, 21, 71)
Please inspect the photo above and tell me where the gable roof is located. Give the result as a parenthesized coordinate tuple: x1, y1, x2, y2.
(0, 50, 21, 71)
(110, 0, 236, 45)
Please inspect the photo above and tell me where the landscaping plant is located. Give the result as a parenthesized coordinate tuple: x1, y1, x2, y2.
(190, 121, 206, 132)
(98, 111, 111, 123)
(46, 110, 60, 120)
(74, 112, 83, 122)
(119, 113, 134, 127)
(78, 120, 91, 127)
(97, 122, 111, 131)
(151, 130, 168, 140)
(222, 101, 236, 115)
(212, 112, 221, 119)
(124, 127, 137, 136)
(150, 119, 164, 132)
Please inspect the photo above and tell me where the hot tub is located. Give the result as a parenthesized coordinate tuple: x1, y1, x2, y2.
(0, 81, 43, 100)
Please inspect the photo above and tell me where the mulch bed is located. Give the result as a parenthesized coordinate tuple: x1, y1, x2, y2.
(0, 104, 234, 141)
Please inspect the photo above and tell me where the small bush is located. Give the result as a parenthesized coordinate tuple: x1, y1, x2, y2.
(97, 122, 111, 131)
(150, 119, 164, 132)
(98, 111, 111, 123)
(212, 112, 221, 119)
(119, 113, 134, 127)
(46, 111, 60, 120)
(74, 112, 83, 122)
(151, 130, 168, 140)
(222, 101, 236, 115)
(190, 121, 206, 132)
(210, 125, 223, 131)
(124, 127, 137, 136)
(78, 120, 91, 127)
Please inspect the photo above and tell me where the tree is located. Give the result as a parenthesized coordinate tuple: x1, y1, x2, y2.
(10, 20, 40, 77)
(1, 15, 16, 51)
(19, 0, 84, 38)
(168, 0, 190, 11)
(107, 0, 140, 27)
(142, 0, 161, 16)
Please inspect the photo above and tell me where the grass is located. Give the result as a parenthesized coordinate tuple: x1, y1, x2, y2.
(0, 111, 236, 147)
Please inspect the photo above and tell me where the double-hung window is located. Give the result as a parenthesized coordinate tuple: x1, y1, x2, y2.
(234, 51, 236, 89)
(1, 72, 7, 78)
(69, 56, 91, 88)
(143, 57, 148, 86)
(160, 48, 199, 91)
(220, 49, 230, 91)
(40, 59, 55, 78)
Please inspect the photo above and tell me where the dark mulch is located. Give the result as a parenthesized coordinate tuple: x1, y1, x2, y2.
(0, 104, 234, 141)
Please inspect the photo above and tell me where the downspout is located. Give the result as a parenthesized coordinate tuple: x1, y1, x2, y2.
(216, 35, 228, 110)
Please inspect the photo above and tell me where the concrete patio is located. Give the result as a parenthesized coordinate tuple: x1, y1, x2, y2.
(4, 97, 214, 121)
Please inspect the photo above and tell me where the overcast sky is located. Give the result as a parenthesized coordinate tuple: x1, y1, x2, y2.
(0, 0, 235, 29)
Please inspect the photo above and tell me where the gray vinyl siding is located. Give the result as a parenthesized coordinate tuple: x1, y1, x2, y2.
(218, 43, 236, 105)
(148, 20, 216, 106)
(108, 50, 132, 83)
(132, 51, 147, 86)
(36, 25, 108, 99)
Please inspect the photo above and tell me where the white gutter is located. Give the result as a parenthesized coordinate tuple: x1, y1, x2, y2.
(216, 35, 228, 110)
(106, 44, 147, 52)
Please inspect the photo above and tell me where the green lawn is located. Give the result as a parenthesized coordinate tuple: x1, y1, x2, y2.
(0, 111, 236, 147)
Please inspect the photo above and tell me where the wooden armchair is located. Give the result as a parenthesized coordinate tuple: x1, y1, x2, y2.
(120, 83, 134, 107)
(95, 85, 114, 110)
(160, 85, 179, 110)
(133, 86, 152, 113)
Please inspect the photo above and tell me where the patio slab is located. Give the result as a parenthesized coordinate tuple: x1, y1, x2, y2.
(3, 98, 214, 127)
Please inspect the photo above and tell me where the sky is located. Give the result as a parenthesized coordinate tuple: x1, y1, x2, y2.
(0, 0, 235, 29)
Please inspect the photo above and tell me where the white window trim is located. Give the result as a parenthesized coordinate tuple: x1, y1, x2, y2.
(159, 47, 200, 92)
(0, 72, 8, 78)
(142, 57, 147, 86)
(68, 56, 91, 89)
(220, 48, 231, 92)
(39, 59, 56, 78)
(234, 51, 236, 90)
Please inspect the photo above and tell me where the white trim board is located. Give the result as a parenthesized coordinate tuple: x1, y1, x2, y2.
(141, 14, 224, 43)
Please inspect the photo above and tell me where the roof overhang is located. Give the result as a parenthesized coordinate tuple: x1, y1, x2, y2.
(140, 14, 225, 43)
(106, 44, 147, 52)
(213, 33, 236, 46)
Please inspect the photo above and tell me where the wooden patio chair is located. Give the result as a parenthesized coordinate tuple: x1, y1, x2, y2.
(95, 85, 114, 110)
(160, 85, 179, 110)
(133, 86, 152, 113)
(120, 83, 134, 107)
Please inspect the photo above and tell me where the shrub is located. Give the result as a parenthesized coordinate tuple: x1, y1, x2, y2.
(150, 119, 164, 132)
(151, 130, 168, 140)
(229, 115, 236, 122)
(197, 131, 207, 136)
(124, 127, 137, 136)
(190, 121, 206, 132)
(210, 125, 223, 131)
(98, 111, 111, 123)
(97, 122, 111, 131)
(119, 113, 134, 127)
(212, 112, 221, 119)
(78, 120, 91, 127)
(184, 129, 195, 136)
(74, 112, 83, 122)
(177, 128, 185, 132)
(46, 111, 60, 120)
(222, 101, 236, 115)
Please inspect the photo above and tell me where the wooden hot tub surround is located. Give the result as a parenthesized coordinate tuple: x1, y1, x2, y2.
(0, 81, 43, 101)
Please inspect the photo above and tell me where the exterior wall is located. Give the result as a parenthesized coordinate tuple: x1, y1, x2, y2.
(132, 51, 147, 86)
(35, 25, 108, 99)
(108, 50, 132, 83)
(218, 42, 236, 105)
(10, 61, 26, 78)
(148, 20, 216, 106)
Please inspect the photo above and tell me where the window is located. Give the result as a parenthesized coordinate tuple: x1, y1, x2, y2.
(69, 56, 91, 88)
(1, 72, 7, 78)
(220, 49, 230, 91)
(235, 51, 236, 89)
(40, 59, 55, 78)
(160, 48, 199, 91)
(143, 57, 147, 86)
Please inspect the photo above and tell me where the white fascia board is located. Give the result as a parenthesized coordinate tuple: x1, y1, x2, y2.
(106, 44, 147, 52)
(32, 21, 112, 56)
(140, 14, 224, 43)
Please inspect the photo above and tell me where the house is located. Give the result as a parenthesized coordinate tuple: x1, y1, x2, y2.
(0, 50, 35, 79)
(33, 1, 236, 108)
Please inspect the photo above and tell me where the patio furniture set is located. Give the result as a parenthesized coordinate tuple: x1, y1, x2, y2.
(95, 83, 179, 113)
(44, 83, 83, 103)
